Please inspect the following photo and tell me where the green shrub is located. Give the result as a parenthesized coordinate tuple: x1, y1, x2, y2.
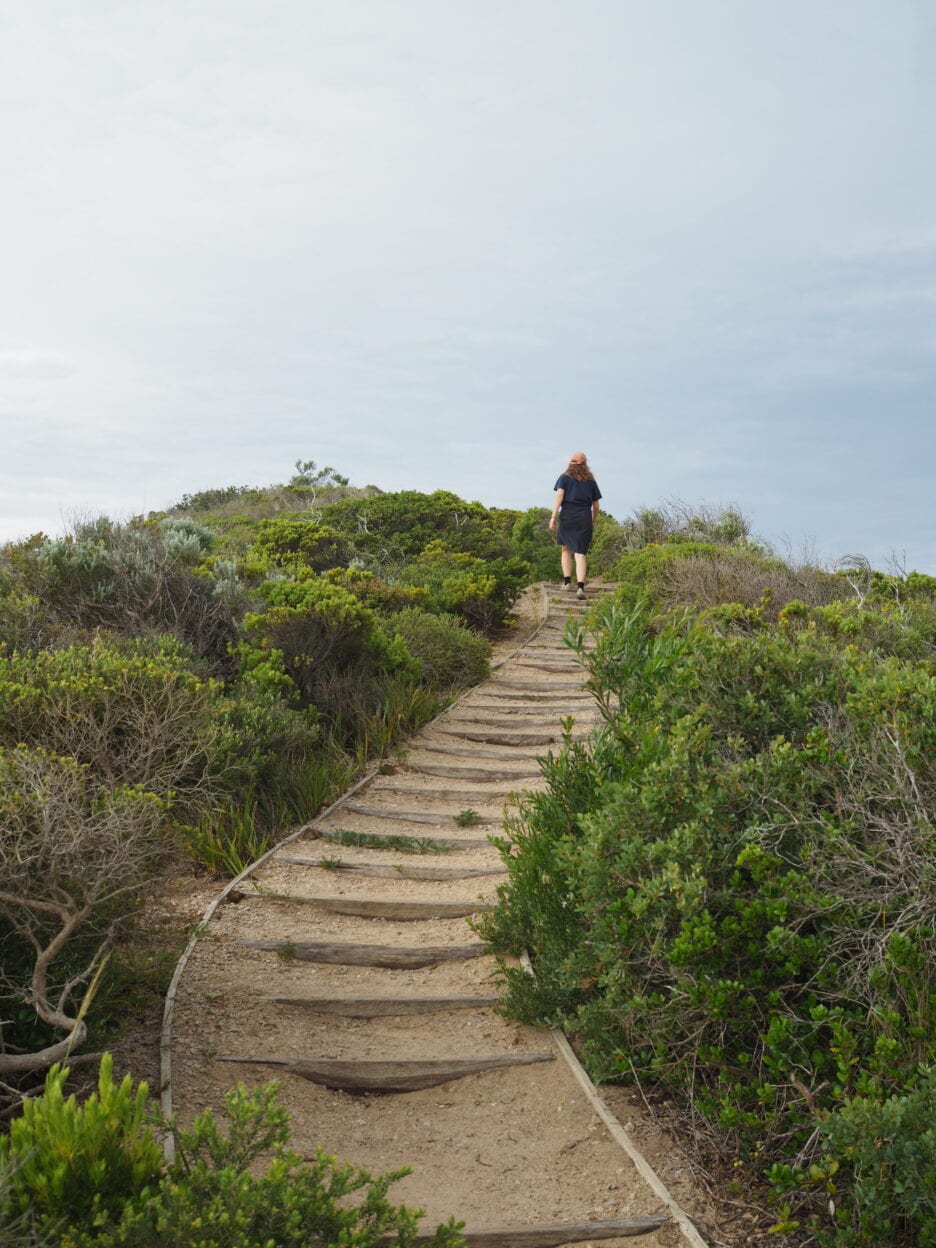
(398, 541, 527, 632)
(0, 636, 222, 805)
(0, 1055, 162, 1231)
(4, 1060, 465, 1248)
(392, 608, 490, 690)
(481, 594, 936, 1241)
(320, 489, 510, 564)
(323, 566, 426, 613)
(248, 516, 352, 574)
(508, 508, 559, 581)
(243, 578, 416, 735)
(7, 517, 238, 670)
(0, 582, 63, 656)
(813, 1073, 936, 1246)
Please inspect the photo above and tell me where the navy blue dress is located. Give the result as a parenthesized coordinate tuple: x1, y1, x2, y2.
(554, 473, 602, 554)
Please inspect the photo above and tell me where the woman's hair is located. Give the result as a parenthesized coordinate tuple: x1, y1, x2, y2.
(565, 456, 594, 482)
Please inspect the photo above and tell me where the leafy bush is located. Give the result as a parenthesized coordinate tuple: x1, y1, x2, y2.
(0, 585, 62, 656)
(603, 539, 842, 618)
(508, 508, 559, 581)
(0, 1055, 162, 1231)
(248, 516, 352, 574)
(0, 747, 165, 1076)
(398, 542, 528, 632)
(392, 608, 490, 690)
(3, 1059, 465, 1248)
(323, 566, 427, 614)
(244, 577, 414, 726)
(481, 593, 936, 1243)
(320, 489, 511, 564)
(0, 636, 222, 804)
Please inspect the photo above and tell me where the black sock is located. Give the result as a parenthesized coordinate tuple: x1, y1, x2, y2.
(577, 581, 585, 589)
(563, 576, 571, 584)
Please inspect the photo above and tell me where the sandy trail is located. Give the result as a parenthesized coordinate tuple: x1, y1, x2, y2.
(165, 584, 709, 1247)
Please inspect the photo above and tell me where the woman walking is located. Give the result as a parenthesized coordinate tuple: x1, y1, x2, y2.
(548, 451, 602, 597)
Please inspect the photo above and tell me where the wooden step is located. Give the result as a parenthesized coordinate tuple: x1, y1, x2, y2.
(215, 1052, 554, 1092)
(446, 711, 592, 724)
(240, 939, 491, 968)
(343, 803, 500, 826)
(369, 784, 517, 803)
(277, 856, 505, 881)
(264, 993, 500, 1016)
(316, 826, 490, 850)
(400, 1217, 670, 1246)
(243, 894, 492, 920)
(509, 661, 582, 673)
(490, 679, 585, 692)
(416, 742, 542, 762)
(466, 690, 592, 703)
(436, 728, 563, 747)
(407, 761, 541, 781)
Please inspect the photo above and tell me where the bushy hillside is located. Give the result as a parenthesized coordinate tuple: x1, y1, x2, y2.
(0, 462, 559, 1094)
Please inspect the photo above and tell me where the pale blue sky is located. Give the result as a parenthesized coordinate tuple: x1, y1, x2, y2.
(1, 1, 934, 570)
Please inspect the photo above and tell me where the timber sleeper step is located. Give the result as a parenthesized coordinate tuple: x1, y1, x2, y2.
(465, 691, 592, 703)
(315, 826, 491, 850)
(407, 762, 541, 781)
(415, 742, 542, 762)
(365, 784, 517, 803)
(264, 993, 500, 1016)
(435, 728, 575, 747)
(342, 803, 500, 825)
(508, 662, 583, 674)
(215, 1052, 554, 1092)
(490, 679, 585, 692)
(277, 856, 506, 880)
(242, 893, 492, 920)
(391, 1218, 670, 1246)
(448, 710, 595, 723)
(239, 938, 492, 968)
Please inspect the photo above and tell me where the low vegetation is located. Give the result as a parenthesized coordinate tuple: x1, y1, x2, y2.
(0, 1056, 465, 1248)
(4, 461, 934, 1247)
(480, 536, 936, 1246)
(0, 461, 550, 1094)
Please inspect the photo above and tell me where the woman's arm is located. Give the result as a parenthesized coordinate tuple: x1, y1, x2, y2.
(548, 488, 565, 531)
(592, 499, 600, 523)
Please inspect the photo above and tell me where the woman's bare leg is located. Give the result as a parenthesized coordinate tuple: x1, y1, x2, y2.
(561, 546, 573, 578)
(575, 553, 587, 583)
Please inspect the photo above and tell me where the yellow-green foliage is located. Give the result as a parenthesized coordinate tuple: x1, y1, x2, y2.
(0, 1056, 162, 1230)
(323, 566, 426, 613)
(399, 541, 528, 631)
(319, 489, 508, 562)
(2, 1059, 466, 1248)
(247, 516, 352, 575)
(0, 637, 220, 800)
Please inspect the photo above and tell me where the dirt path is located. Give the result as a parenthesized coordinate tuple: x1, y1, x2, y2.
(164, 585, 711, 1247)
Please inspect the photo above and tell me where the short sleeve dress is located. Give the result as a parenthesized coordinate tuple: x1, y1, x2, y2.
(554, 473, 602, 554)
